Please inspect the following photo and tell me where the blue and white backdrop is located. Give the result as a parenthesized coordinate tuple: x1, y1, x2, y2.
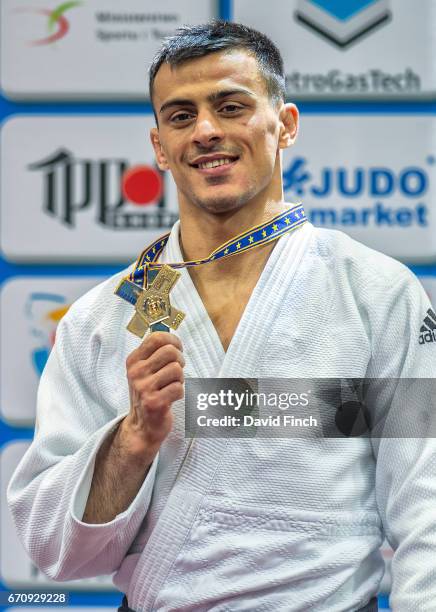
(2, 1, 436, 610)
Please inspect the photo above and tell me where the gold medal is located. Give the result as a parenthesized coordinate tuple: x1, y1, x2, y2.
(118, 265, 185, 338)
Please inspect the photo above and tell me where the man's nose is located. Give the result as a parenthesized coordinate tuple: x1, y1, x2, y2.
(191, 111, 224, 147)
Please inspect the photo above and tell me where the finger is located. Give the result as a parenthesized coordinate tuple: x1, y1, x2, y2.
(130, 382, 183, 435)
(150, 362, 184, 391)
(140, 382, 184, 420)
(129, 345, 185, 381)
(149, 344, 185, 370)
(132, 362, 183, 405)
(127, 332, 183, 366)
(152, 381, 184, 407)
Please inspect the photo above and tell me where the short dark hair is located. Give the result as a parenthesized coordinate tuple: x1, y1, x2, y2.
(149, 20, 286, 114)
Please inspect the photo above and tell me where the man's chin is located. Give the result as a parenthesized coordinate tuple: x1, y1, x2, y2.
(192, 192, 253, 215)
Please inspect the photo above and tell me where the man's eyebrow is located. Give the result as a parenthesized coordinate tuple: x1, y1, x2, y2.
(159, 98, 194, 115)
(159, 89, 255, 115)
(208, 88, 255, 103)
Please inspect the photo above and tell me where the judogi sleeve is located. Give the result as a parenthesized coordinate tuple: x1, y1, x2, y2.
(7, 307, 158, 581)
(367, 268, 436, 610)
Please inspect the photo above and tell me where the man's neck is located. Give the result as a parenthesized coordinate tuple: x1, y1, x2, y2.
(178, 199, 289, 267)
(175, 197, 292, 351)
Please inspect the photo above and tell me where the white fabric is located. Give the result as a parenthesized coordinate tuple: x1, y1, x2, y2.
(7, 221, 436, 611)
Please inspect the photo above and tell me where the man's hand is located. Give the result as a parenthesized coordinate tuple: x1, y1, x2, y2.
(82, 332, 184, 524)
(122, 332, 185, 461)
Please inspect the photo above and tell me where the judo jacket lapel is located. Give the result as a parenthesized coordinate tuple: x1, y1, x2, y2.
(128, 221, 314, 610)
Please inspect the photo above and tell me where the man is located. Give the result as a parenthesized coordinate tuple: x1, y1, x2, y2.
(8, 21, 436, 612)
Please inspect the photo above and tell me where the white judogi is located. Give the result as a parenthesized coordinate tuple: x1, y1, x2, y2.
(7, 221, 436, 611)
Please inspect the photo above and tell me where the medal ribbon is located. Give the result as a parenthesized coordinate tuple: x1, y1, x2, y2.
(127, 203, 306, 289)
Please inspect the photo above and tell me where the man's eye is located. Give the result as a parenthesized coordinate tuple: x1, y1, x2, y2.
(220, 104, 242, 113)
(171, 112, 194, 122)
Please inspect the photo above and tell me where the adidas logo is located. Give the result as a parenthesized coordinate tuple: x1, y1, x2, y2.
(419, 308, 436, 344)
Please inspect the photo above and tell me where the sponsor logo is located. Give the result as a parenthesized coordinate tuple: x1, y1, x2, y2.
(14, 1, 82, 46)
(295, 0, 391, 48)
(25, 292, 69, 375)
(286, 68, 421, 96)
(283, 156, 431, 228)
(419, 308, 436, 344)
(95, 11, 178, 43)
(28, 148, 177, 230)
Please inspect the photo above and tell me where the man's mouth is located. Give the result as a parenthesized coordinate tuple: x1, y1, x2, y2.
(189, 155, 239, 170)
(197, 157, 235, 169)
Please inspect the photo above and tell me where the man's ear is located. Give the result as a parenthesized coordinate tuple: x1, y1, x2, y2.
(278, 103, 299, 150)
(150, 127, 170, 171)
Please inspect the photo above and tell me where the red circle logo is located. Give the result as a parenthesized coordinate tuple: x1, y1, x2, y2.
(122, 165, 163, 205)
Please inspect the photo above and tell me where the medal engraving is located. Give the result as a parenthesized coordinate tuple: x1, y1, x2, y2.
(164, 306, 186, 330)
(137, 291, 169, 324)
(124, 264, 185, 337)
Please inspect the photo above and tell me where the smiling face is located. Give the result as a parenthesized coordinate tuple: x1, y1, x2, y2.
(150, 49, 298, 218)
